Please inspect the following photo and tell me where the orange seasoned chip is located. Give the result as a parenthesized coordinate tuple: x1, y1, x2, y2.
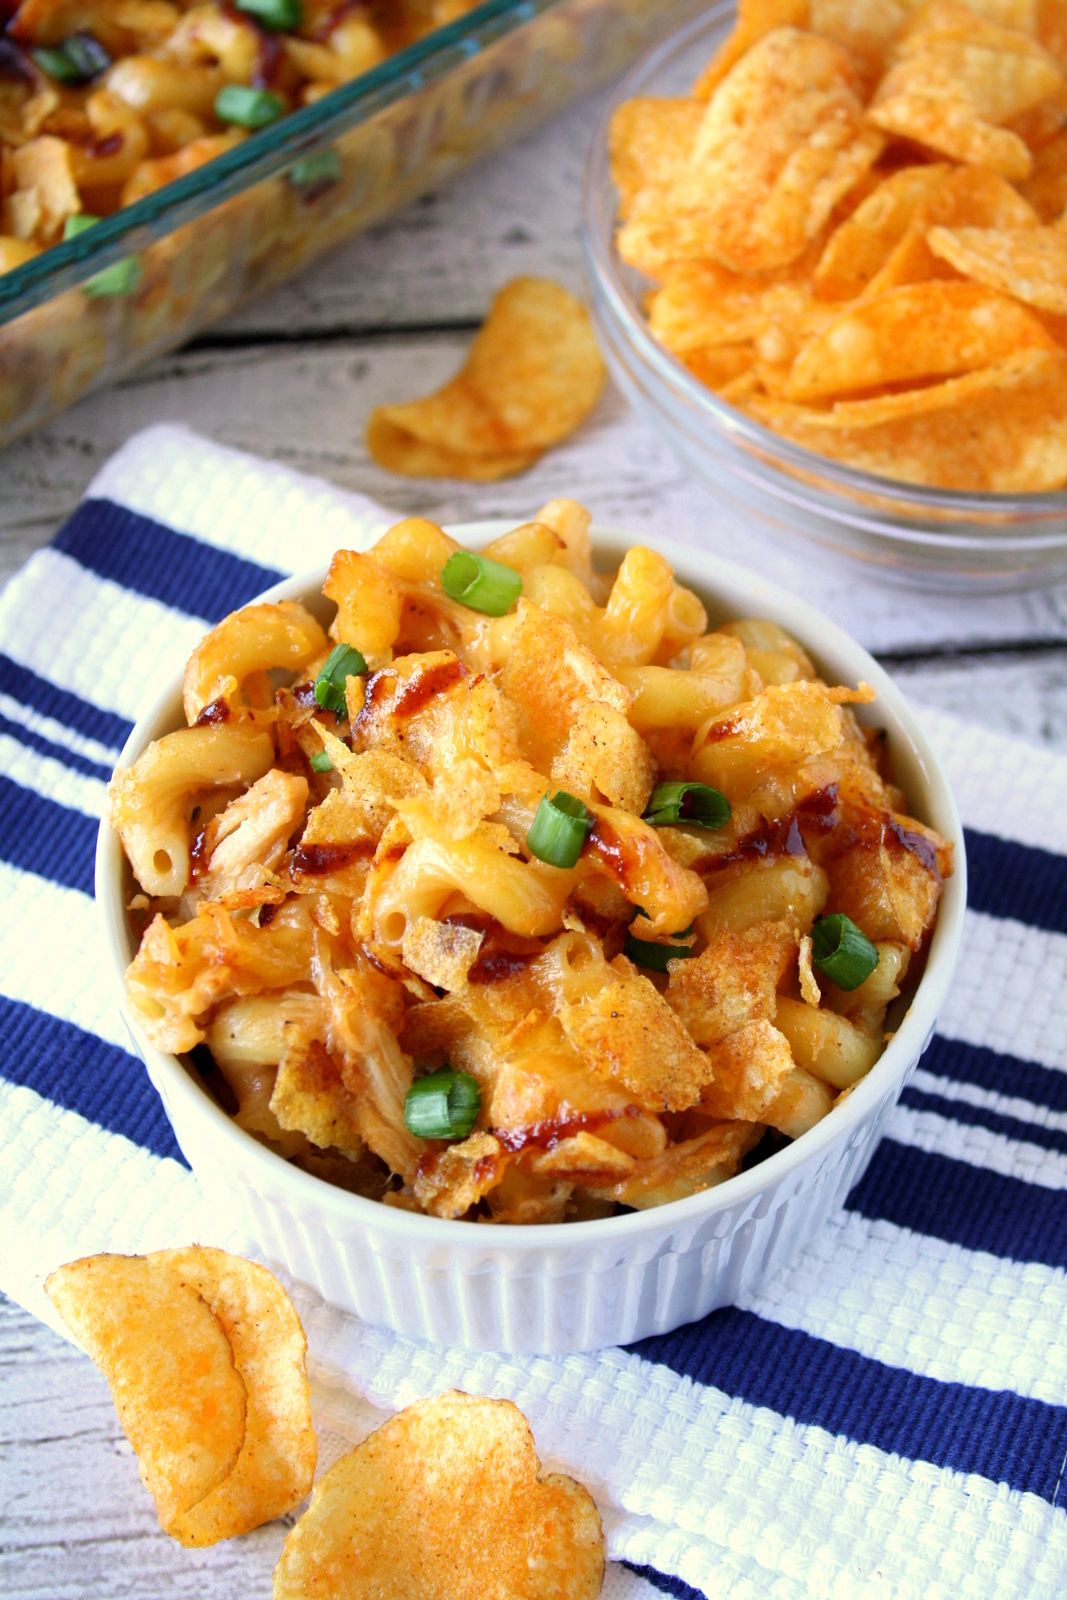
(767, 347, 1054, 425)
(608, 96, 703, 218)
(815, 164, 952, 299)
(745, 347, 1067, 488)
(786, 279, 1055, 398)
(366, 278, 605, 481)
(683, 342, 758, 389)
(810, 0, 910, 82)
(691, 0, 810, 98)
(45, 1254, 247, 1532)
(648, 261, 790, 353)
(929, 219, 1067, 308)
(272, 1391, 605, 1600)
(46, 1248, 316, 1547)
(858, 164, 1040, 292)
(164, 1247, 317, 1547)
(651, 28, 884, 274)
(868, 6, 1062, 178)
(1019, 126, 1067, 216)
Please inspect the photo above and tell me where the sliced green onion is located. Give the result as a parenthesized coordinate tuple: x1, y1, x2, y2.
(288, 147, 341, 193)
(644, 781, 731, 830)
(33, 33, 111, 82)
(811, 914, 879, 991)
(32, 45, 82, 81)
(237, 0, 303, 27)
(309, 750, 333, 773)
(215, 85, 286, 130)
(314, 643, 367, 716)
(404, 1068, 481, 1141)
(624, 924, 695, 971)
(526, 790, 591, 869)
(61, 32, 111, 77)
(441, 551, 523, 616)
(63, 215, 99, 239)
(84, 257, 142, 297)
(63, 215, 141, 297)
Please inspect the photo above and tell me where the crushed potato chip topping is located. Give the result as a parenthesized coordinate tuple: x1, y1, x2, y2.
(111, 509, 951, 1224)
(45, 1248, 316, 1546)
(611, 0, 1067, 491)
(273, 1390, 605, 1600)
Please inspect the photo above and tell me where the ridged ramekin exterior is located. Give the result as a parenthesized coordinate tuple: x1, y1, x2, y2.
(98, 528, 965, 1354)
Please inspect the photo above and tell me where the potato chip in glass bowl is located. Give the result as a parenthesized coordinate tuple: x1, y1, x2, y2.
(582, 1, 1067, 589)
(97, 510, 965, 1352)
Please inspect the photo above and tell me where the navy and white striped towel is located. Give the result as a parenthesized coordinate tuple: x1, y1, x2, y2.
(2, 422, 1067, 1600)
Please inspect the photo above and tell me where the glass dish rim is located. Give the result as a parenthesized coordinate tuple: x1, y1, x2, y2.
(0, 0, 552, 326)
(580, 2, 1067, 523)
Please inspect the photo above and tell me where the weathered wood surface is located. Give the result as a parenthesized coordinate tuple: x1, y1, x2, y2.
(2, 67, 1067, 1600)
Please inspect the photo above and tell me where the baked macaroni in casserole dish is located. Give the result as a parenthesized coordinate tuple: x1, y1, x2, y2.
(109, 502, 953, 1223)
(0, 0, 483, 270)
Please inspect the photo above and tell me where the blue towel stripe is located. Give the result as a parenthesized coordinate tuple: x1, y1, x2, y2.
(923, 1034, 1067, 1113)
(55, 499, 285, 625)
(0, 651, 132, 752)
(0, 773, 97, 896)
(847, 1138, 1067, 1269)
(900, 1082, 1067, 1157)
(632, 1305, 1067, 1504)
(0, 709, 114, 784)
(964, 826, 1067, 936)
(0, 994, 185, 1165)
(625, 1566, 705, 1600)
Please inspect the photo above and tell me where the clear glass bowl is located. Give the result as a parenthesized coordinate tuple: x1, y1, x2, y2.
(0, 0, 705, 451)
(581, 4, 1067, 591)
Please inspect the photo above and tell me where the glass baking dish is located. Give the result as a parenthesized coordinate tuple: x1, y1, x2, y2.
(0, 0, 704, 451)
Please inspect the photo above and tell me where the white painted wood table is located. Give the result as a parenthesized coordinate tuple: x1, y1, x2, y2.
(3, 80, 1067, 1600)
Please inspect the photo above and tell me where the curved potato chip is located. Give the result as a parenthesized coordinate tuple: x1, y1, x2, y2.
(814, 164, 952, 298)
(272, 1390, 605, 1600)
(164, 1247, 317, 1547)
(774, 347, 1055, 425)
(366, 412, 540, 482)
(927, 221, 1067, 309)
(745, 348, 1067, 488)
(691, 0, 810, 99)
(857, 165, 1041, 294)
(45, 1253, 247, 1530)
(786, 279, 1055, 398)
(669, 28, 883, 273)
(608, 96, 703, 218)
(869, 8, 1062, 178)
(1019, 127, 1067, 218)
(366, 278, 604, 480)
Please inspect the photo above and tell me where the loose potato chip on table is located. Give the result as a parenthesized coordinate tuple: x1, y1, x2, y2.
(45, 1247, 316, 1546)
(366, 277, 605, 481)
(272, 1390, 605, 1600)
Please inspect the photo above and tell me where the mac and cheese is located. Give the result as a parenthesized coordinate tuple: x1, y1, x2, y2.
(111, 503, 952, 1222)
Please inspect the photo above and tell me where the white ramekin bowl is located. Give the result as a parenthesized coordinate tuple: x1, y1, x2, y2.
(97, 525, 966, 1354)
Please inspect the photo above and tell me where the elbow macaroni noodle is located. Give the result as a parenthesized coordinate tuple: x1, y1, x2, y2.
(0, 0, 483, 261)
(110, 500, 953, 1222)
